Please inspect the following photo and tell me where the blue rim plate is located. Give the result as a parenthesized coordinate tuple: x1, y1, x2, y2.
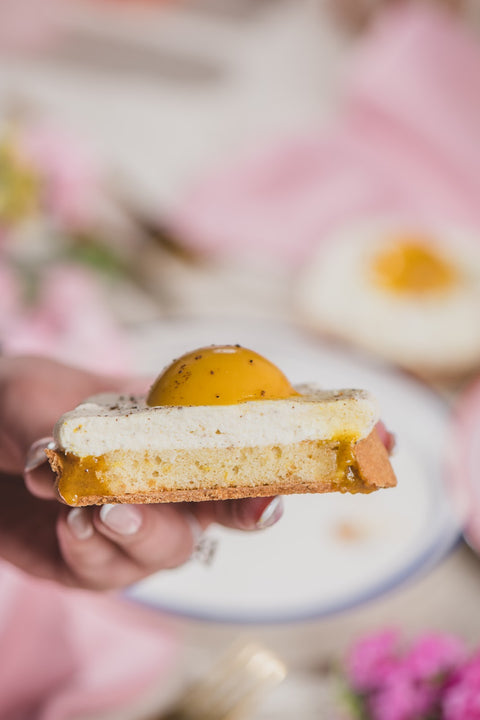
(125, 317, 462, 624)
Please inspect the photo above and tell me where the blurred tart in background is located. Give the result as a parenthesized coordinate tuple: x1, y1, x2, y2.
(295, 220, 480, 382)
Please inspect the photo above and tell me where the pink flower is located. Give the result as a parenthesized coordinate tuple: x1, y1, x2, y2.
(345, 631, 469, 720)
(3, 264, 132, 375)
(346, 629, 400, 692)
(368, 672, 437, 720)
(19, 124, 100, 230)
(443, 653, 480, 720)
(404, 633, 466, 683)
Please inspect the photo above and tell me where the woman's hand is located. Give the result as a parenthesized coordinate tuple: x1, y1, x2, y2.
(0, 356, 283, 590)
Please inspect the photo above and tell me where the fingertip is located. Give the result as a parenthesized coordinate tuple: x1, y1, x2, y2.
(66, 507, 95, 540)
(210, 496, 284, 531)
(94, 503, 198, 570)
(255, 496, 284, 529)
(98, 503, 143, 536)
(24, 463, 57, 500)
(24, 437, 56, 473)
(56, 507, 133, 590)
(375, 421, 396, 454)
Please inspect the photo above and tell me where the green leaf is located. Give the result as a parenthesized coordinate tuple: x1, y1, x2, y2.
(63, 235, 128, 278)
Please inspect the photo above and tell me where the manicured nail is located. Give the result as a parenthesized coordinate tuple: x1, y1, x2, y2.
(67, 508, 94, 540)
(100, 504, 143, 535)
(24, 437, 56, 472)
(256, 496, 284, 529)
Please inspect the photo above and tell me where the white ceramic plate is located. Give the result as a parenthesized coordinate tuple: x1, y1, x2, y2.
(126, 317, 461, 623)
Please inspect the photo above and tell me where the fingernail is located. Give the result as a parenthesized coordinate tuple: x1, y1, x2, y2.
(25, 437, 56, 473)
(100, 504, 143, 535)
(256, 496, 284, 529)
(67, 508, 94, 540)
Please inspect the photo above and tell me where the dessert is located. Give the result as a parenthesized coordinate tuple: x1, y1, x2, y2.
(46, 345, 396, 506)
(295, 221, 480, 379)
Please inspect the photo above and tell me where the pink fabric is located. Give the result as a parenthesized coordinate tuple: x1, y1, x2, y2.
(170, 3, 480, 266)
(0, 560, 177, 720)
(451, 377, 480, 553)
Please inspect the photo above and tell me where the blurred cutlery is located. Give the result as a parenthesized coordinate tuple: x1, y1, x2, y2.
(161, 641, 287, 720)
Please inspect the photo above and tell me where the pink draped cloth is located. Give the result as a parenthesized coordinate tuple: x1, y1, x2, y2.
(452, 377, 480, 554)
(0, 560, 177, 719)
(170, 3, 480, 266)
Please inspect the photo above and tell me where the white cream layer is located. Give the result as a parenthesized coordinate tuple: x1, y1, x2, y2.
(53, 385, 379, 457)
